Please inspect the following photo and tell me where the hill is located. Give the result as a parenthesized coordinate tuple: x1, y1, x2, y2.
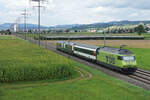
(1, 20, 150, 31)
(70, 20, 150, 30)
(0, 23, 49, 30)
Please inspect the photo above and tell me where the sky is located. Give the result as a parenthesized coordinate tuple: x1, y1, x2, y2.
(0, 0, 150, 26)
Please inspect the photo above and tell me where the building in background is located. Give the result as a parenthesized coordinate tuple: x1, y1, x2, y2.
(13, 24, 18, 32)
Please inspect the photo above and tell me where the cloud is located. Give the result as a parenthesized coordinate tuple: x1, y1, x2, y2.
(87, 0, 150, 10)
(0, 0, 150, 26)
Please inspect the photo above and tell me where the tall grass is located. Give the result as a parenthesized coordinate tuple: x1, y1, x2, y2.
(0, 39, 77, 82)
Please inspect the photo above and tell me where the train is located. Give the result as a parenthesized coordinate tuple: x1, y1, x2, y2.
(56, 41, 137, 74)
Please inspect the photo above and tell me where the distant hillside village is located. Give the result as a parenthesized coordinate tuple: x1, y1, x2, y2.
(13, 24, 150, 35)
(1, 21, 150, 35)
(103, 24, 150, 34)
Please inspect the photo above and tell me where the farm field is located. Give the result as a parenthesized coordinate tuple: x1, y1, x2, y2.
(25, 32, 140, 39)
(143, 34, 150, 39)
(23, 33, 150, 41)
(0, 39, 78, 82)
(0, 35, 16, 40)
(44, 32, 139, 36)
(48, 40, 150, 48)
(48, 40, 150, 71)
(0, 36, 150, 100)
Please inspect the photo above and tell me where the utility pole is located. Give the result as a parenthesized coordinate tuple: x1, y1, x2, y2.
(30, 0, 48, 46)
(104, 32, 106, 47)
(38, 1, 41, 45)
(22, 9, 28, 40)
(104, 27, 109, 47)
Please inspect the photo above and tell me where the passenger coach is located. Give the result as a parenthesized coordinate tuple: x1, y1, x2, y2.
(56, 41, 74, 54)
(73, 43, 100, 61)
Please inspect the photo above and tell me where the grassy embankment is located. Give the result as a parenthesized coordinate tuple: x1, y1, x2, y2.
(0, 36, 150, 100)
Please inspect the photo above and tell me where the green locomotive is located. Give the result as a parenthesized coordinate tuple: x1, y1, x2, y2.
(56, 41, 137, 73)
(97, 47, 137, 73)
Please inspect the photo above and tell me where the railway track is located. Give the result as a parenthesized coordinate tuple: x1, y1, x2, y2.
(137, 69, 150, 75)
(17, 36, 150, 90)
(128, 69, 150, 85)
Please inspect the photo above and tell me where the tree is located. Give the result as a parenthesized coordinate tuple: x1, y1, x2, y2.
(42, 30, 46, 33)
(6, 29, 11, 35)
(47, 30, 51, 33)
(145, 27, 149, 32)
(74, 30, 78, 32)
(65, 29, 70, 33)
(129, 28, 133, 33)
(135, 25, 145, 35)
(118, 28, 121, 33)
(28, 29, 32, 33)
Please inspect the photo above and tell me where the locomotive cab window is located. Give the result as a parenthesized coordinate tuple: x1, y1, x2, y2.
(118, 56, 123, 60)
(123, 56, 135, 61)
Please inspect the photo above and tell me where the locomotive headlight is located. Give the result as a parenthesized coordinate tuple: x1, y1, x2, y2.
(123, 56, 135, 61)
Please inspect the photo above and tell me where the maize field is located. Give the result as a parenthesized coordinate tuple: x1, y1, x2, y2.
(0, 39, 77, 82)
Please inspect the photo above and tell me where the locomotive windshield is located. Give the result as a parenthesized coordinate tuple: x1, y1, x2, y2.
(123, 56, 135, 61)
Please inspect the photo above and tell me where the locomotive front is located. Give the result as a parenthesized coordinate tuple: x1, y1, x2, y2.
(119, 55, 137, 73)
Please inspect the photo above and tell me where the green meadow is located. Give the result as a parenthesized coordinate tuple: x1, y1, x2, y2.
(128, 48, 150, 71)
(0, 36, 149, 100)
(0, 61, 150, 100)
